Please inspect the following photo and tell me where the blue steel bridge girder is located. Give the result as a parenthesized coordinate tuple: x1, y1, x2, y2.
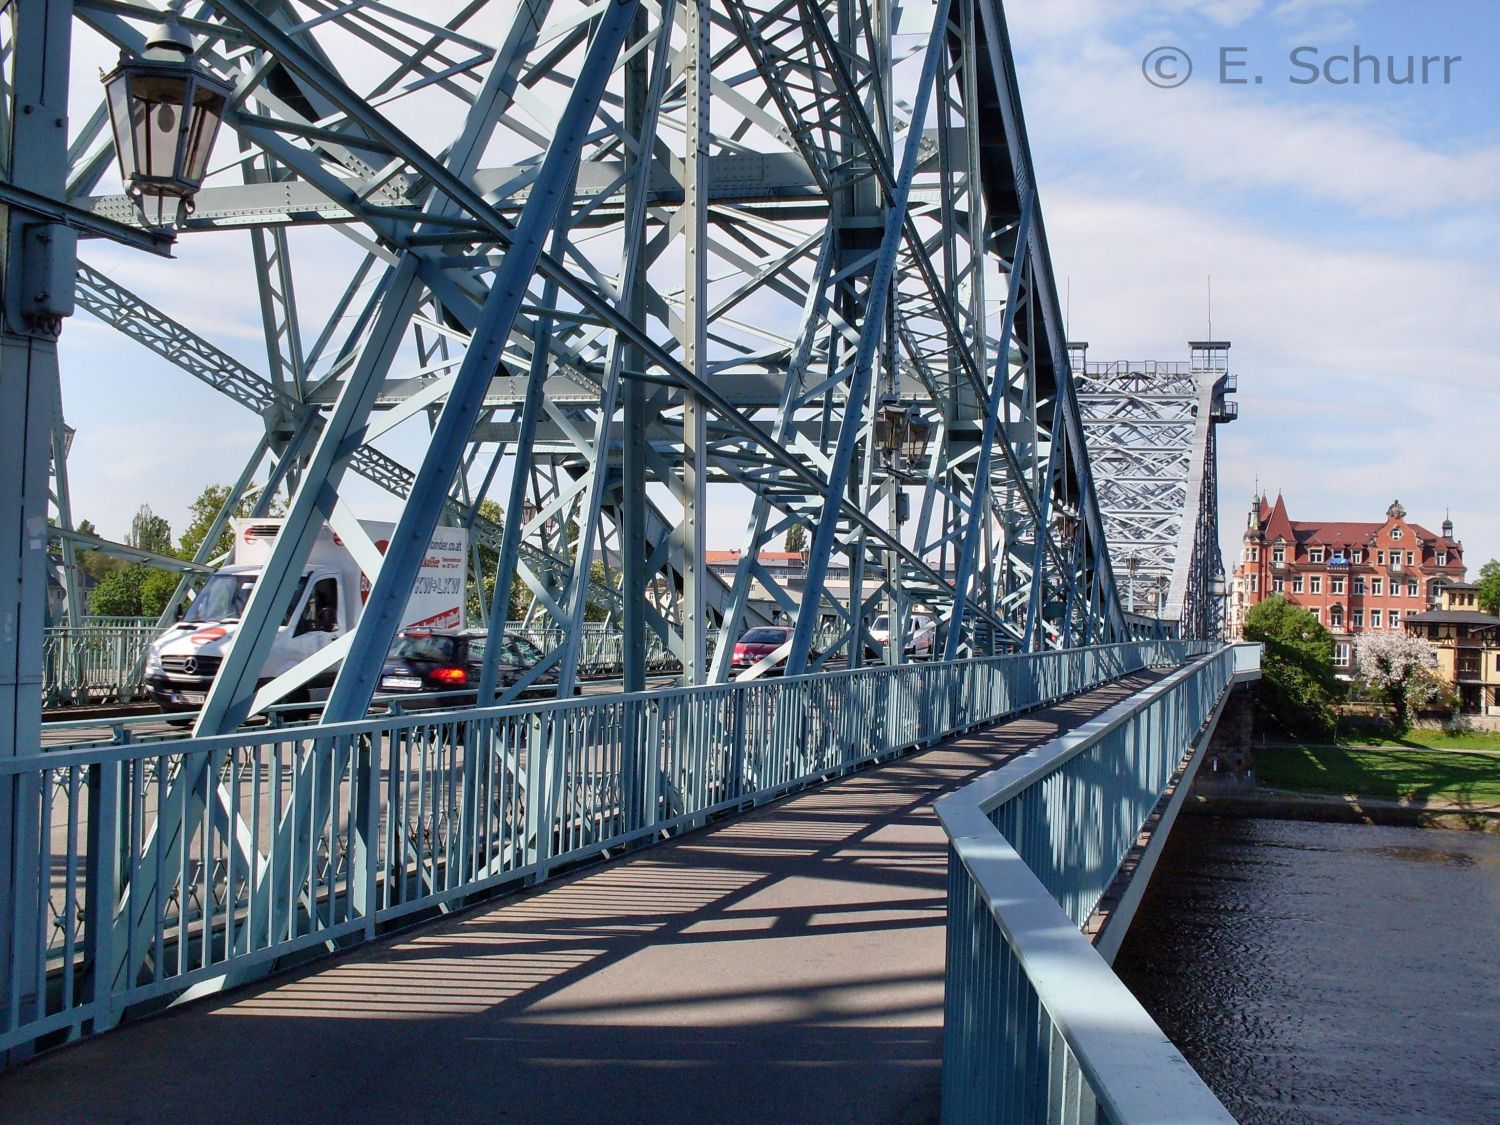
(3, 0, 1150, 1005)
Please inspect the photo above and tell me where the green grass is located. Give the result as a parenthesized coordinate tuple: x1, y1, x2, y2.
(1257, 744, 1500, 807)
(1337, 729, 1500, 752)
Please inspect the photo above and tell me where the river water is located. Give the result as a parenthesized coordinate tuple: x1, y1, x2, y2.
(1113, 815, 1500, 1123)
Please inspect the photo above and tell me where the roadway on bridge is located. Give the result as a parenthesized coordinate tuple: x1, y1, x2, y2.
(3, 672, 1163, 1124)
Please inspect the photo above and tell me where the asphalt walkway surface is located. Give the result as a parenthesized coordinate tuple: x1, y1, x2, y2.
(2, 672, 1160, 1125)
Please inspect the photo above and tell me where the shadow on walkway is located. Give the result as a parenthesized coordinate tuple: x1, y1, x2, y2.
(1, 673, 1160, 1125)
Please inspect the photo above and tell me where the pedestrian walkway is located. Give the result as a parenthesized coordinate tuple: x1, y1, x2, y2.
(1, 673, 1162, 1125)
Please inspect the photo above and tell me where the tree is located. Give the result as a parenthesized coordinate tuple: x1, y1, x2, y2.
(1477, 559, 1500, 616)
(73, 517, 124, 583)
(784, 522, 807, 555)
(179, 484, 274, 562)
(127, 505, 173, 556)
(1242, 597, 1338, 736)
(88, 563, 181, 618)
(1354, 631, 1440, 732)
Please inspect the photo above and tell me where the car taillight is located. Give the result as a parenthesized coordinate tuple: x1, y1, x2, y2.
(431, 667, 468, 685)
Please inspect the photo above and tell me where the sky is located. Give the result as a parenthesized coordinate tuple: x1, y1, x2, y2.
(55, 1, 1500, 578)
(1003, 0, 1500, 565)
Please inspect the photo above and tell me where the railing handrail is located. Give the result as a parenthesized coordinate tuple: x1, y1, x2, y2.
(19, 643, 1185, 771)
(935, 644, 1260, 1123)
(4, 639, 1206, 1060)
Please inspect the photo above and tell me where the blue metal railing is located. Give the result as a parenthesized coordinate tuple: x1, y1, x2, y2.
(41, 622, 160, 707)
(3, 640, 1202, 1057)
(935, 643, 1260, 1123)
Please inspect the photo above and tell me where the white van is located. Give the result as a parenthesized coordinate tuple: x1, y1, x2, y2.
(143, 518, 467, 709)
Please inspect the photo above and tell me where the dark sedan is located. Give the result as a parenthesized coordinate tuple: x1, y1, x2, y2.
(378, 629, 556, 701)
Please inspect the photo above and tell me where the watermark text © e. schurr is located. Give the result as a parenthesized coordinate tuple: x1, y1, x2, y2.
(1142, 46, 1463, 88)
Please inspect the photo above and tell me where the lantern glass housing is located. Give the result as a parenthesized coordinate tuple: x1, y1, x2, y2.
(875, 398, 933, 480)
(102, 18, 230, 227)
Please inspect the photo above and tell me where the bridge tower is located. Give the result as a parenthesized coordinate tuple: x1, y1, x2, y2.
(1073, 341, 1237, 639)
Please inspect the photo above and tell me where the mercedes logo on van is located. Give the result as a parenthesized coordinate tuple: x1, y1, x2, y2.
(183, 657, 198, 675)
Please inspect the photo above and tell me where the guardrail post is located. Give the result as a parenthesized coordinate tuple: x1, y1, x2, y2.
(83, 759, 121, 1034)
(351, 730, 379, 937)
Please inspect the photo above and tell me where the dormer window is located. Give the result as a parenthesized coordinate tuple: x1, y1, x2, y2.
(1438, 552, 1448, 566)
(1391, 527, 1403, 540)
(1352, 550, 1364, 564)
(1309, 548, 1324, 563)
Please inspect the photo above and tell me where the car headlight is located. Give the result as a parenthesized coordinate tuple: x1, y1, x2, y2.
(145, 649, 163, 674)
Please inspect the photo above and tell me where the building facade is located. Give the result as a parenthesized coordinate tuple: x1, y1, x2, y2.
(1229, 495, 1466, 673)
(1405, 583, 1500, 714)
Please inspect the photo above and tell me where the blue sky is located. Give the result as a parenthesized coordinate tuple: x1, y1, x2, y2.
(57, 1, 1500, 580)
(1006, 0, 1500, 566)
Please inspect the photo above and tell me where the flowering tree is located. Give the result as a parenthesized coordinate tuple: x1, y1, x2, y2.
(1354, 631, 1440, 731)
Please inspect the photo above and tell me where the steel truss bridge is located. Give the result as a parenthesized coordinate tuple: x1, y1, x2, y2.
(1, 0, 1239, 1115)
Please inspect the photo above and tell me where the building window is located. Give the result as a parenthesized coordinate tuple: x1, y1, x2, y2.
(1330, 607, 1344, 628)
(1248, 546, 1259, 562)
(1249, 574, 1259, 593)
(1311, 576, 1323, 594)
(1272, 546, 1285, 564)
(1309, 607, 1321, 622)
(1390, 611, 1401, 629)
(1353, 577, 1366, 594)
(1310, 547, 1324, 563)
(1438, 551, 1448, 565)
(1376, 550, 1385, 565)
(1371, 609, 1382, 627)
(1407, 579, 1418, 596)
(1332, 577, 1346, 594)
(1353, 610, 1364, 628)
(1406, 551, 1414, 565)
(1372, 578, 1383, 596)
(1292, 576, 1304, 594)
(1352, 549, 1364, 563)
(1334, 642, 1350, 668)
(1272, 578, 1285, 594)
(1391, 527, 1403, 540)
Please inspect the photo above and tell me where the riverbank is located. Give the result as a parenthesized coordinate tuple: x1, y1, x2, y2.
(1191, 740, 1500, 833)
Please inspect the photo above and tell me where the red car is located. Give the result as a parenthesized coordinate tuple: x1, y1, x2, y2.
(730, 626, 817, 674)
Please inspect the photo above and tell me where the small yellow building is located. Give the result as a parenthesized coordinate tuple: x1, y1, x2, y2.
(1404, 582, 1500, 714)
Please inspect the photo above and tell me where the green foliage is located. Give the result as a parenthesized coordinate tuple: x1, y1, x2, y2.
(89, 564, 181, 618)
(72, 518, 124, 582)
(1242, 597, 1338, 736)
(127, 505, 173, 556)
(179, 484, 277, 562)
(1477, 559, 1500, 616)
(784, 522, 807, 555)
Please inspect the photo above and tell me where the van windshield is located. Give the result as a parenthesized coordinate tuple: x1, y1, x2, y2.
(183, 574, 257, 623)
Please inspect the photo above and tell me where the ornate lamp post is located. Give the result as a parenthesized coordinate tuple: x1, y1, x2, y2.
(102, 17, 232, 227)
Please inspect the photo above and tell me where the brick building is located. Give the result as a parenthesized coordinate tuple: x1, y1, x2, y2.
(1229, 495, 1466, 672)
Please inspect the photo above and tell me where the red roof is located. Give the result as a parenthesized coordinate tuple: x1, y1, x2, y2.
(1252, 495, 1462, 552)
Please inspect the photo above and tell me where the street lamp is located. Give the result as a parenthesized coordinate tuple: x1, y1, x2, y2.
(102, 17, 232, 228)
(874, 397, 934, 480)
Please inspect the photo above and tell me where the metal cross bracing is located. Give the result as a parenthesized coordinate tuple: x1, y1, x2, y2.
(0, 0, 1154, 1056)
(1073, 342, 1236, 640)
(39, 0, 1130, 725)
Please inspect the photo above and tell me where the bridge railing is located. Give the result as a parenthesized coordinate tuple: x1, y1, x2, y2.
(935, 643, 1261, 1123)
(2, 639, 1209, 1057)
(41, 623, 160, 708)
